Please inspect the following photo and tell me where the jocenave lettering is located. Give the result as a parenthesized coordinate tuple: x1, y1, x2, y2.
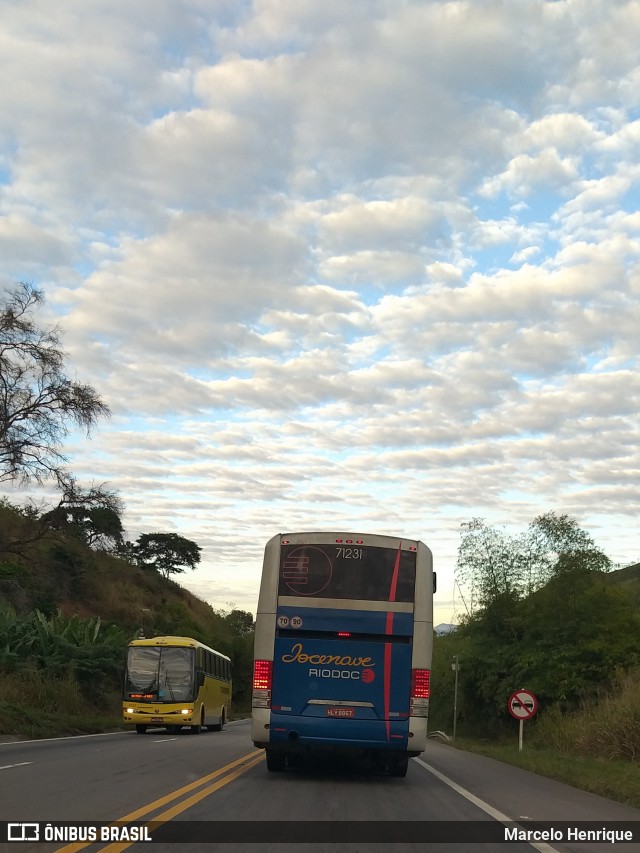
(281, 642, 374, 667)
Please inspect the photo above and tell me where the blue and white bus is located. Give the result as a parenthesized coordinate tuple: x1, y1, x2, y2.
(251, 532, 435, 776)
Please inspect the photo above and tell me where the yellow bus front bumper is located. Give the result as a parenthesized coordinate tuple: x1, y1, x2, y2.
(122, 704, 197, 726)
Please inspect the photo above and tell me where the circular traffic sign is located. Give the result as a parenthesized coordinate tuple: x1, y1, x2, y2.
(508, 689, 538, 720)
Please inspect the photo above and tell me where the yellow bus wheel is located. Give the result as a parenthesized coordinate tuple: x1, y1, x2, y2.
(210, 709, 225, 732)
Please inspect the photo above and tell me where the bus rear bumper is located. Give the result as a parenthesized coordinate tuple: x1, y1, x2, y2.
(251, 707, 271, 745)
(256, 711, 426, 754)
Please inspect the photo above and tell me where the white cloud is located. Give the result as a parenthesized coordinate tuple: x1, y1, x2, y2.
(479, 149, 581, 199)
(0, 213, 74, 270)
(1, 0, 640, 625)
(516, 113, 605, 153)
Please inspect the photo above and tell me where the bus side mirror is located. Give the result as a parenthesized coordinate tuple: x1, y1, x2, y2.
(198, 671, 205, 687)
(433, 573, 437, 594)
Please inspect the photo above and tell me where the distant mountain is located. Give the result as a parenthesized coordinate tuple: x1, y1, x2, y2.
(434, 623, 458, 635)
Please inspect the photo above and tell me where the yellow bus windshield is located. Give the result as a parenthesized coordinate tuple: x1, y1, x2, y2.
(125, 646, 194, 703)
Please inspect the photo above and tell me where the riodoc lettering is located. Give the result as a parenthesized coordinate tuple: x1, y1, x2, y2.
(281, 643, 374, 667)
(309, 668, 360, 679)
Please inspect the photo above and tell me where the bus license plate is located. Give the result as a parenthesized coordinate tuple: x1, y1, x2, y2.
(326, 707, 354, 718)
(151, 717, 163, 723)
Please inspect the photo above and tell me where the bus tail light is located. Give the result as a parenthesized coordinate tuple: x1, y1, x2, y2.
(252, 659, 273, 708)
(410, 668, 430, 717)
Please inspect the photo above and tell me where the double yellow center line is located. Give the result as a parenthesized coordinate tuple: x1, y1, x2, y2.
(56, 749, 264, 853)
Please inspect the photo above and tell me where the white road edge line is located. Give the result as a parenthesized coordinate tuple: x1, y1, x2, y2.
(0, 762, 33, 770)
(0, 719, 251, 747)
(413, 757, 562, 853)
(0, 731, 130, 746)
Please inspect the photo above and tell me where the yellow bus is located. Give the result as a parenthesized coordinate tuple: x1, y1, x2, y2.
(123, 636, 232, 734)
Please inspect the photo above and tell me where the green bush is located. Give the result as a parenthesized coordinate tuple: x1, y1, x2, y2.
(531, 668, 640, 761)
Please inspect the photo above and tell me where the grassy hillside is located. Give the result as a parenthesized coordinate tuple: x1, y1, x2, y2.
(605, 561, 640, 600)
(0, 500, 254, 737)
(1, 504, 226, 633)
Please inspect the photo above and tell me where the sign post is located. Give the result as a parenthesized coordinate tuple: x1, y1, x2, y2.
(451, 656, 459, 741)
(507, 689, 538, 751)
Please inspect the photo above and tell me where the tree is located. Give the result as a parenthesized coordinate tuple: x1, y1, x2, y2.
(530, 511, 611, 578)
(451, 512, 633, 732)
(222, 607, 255, 710)
(0, 282, 110, 485)
(224, 608, 254, 637)
(135, 533, 202, 579)
(41, 480, 125, 552)
(455, 512, 609, 615)
(456, 518, 528, 612)
(0, 476, 124, 559)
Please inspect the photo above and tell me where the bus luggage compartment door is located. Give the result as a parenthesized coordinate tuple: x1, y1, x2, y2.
(270, 636, 411, 748)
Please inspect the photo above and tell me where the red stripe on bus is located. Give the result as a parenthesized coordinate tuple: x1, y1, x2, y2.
(384, 641, 392, 740)
(388, 543, 402, 603)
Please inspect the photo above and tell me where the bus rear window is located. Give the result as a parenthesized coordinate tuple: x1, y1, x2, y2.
(278, 544, 416, 602)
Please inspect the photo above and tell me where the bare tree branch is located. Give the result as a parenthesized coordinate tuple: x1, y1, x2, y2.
(0, 282, 110, 485)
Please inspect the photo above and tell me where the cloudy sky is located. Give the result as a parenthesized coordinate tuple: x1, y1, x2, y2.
(2, 0, 639, 626)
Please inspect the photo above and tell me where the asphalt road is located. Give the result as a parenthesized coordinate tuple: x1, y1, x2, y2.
(1, 720, 638, 853)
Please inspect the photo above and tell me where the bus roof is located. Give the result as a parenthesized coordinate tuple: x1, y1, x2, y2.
(127, 635, 231, 661)
(273, 531, 425, 549)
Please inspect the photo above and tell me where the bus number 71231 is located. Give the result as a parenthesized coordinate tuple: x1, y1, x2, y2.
(336, 547, 363, 559)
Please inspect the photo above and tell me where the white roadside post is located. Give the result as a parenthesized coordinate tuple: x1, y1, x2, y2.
(451, 656, 459, 741)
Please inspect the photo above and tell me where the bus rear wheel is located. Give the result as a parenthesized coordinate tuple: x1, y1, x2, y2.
(135, 724, 147, 735)
(388, 754, 409, 777)
(265, 749, 286, 771)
